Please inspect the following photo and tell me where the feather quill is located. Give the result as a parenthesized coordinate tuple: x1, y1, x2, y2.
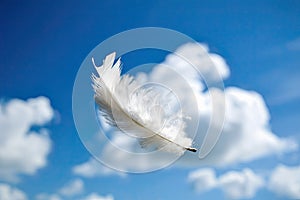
(92, 52, 197, 154)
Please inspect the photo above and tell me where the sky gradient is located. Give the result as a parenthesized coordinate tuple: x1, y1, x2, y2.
(1, 1, 300, 199)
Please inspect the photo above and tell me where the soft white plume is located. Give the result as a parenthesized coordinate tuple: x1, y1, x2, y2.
(92, 52, 197, 155)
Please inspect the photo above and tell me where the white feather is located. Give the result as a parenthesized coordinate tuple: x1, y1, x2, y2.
(92, 52, 197, 154)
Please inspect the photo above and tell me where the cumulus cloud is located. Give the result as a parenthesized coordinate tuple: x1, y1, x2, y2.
(268, 164, 300, 199)
(0, 183, 27, 200)
(0, 96, 54, 182)
(92, 43, 297, 172)
(73, 158, 126, 178)
(187, 168, 217, 193)
(188, 168, 264, 199)
(167, 42, 230, 83)
(218, 169, 265, 199)
(178, 87, 297, 167)
(59, 179, 84, 197)
(151, 43, 297, 167)
(80, 193, 114, 200)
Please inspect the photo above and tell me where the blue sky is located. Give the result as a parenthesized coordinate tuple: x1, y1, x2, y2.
(1, 0, 300, 199)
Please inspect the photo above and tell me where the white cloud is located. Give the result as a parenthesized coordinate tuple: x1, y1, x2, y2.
(188, 168, 264, 199)
(187, 168, 217, 193)
(218, 169, 265, 199)
(180, 87, 297, 167)
(80, 193, 114, 200)
(59, 179, 84, 197)
(98, 133, 171, 172)
(156, 45, 297, 167)
(0, 183, 27, 200)
(268, 164, 300, 199)
(36, 181, 113, 200)
(167, 42, 230, 83)
(35, 193, 61, 200)
(73, 158, 126, 178)
(91, 43, 298, 173)
(0, 96, 54, 182)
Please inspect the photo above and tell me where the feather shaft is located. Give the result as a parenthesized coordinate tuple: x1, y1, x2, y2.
(92, 52, 197, 153)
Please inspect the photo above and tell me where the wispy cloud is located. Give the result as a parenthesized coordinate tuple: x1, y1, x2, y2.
(268, 74, 300, 105)
(286, 37, 300, 51)
(259, 69, 300, 105)
(262, 36, 300, 56)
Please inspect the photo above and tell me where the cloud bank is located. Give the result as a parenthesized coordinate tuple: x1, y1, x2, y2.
(178, 87, 297, 167)
(90, 43, 297, 172)
(188, 163, 300, 199)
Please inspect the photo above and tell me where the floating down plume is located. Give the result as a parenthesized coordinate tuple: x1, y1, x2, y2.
(92, 52, 197, 154)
